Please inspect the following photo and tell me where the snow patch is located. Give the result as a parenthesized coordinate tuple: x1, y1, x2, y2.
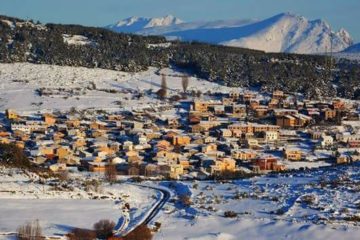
(62, 34, 95, 46)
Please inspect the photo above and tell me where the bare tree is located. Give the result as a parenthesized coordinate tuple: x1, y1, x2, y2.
(105, 164, 117, 183)
(157, 74, 167, 99)
(17, 220, 43, 240)
(181, 75, 189, 93)
(57, 170, 69, 182)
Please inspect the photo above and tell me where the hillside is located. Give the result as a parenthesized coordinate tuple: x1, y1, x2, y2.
(107, 13, 353, 54)
(1, 15, 360, 99)
(344, 42, 360, 53)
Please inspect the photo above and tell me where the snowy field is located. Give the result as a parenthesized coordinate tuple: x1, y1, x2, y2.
(0, 168, 160, 238)
(0, 63, 236, 113)
(152, 163, 360, 240)
(0, 199, 119, 237)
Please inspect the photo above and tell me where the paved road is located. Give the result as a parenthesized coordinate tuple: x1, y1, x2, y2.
(117, 183, 171, 236)
(142, 185, 171, 225)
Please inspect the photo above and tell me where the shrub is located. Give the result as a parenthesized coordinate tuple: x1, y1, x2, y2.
(153, 222, 161, 232)
(224, 211, 238, 218)
(67, 228, 96, 240)
(123, 225, 152, 240)
(300, 194, 317, 205)
(93, 219, 115, 239)
(178, 194, 192, 207)
(57, 170, 69, 182)
(343, 215, 360, 222)
(0, 143, 31, 168)
(84, 179, 101, 193)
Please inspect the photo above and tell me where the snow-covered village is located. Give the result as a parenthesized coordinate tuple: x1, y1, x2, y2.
(1, 1, 360, 240)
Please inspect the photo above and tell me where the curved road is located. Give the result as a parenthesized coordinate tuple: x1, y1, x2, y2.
(142, 185, 171, 225)
(117, 183, 171, 236)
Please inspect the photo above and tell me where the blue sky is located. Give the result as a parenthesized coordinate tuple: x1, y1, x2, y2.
(1, 0, 359, 41)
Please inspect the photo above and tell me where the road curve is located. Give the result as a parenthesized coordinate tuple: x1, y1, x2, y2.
(117, 183, 171, 236)
(142, 185, 171, 225)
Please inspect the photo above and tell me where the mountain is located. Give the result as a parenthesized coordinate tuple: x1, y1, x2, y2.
(107, 13, 353, 54)
(343, 42, 360, 53)
(106, 15, 183, 33)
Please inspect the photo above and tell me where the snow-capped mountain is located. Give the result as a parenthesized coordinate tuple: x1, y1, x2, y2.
(343, 42, 360, 53)
(106, 13, 353, 54)
(106, 15, 183, 33)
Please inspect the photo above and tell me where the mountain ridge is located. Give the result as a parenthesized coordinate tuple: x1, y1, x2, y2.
(107, 13, 353, 54)
(343, 42, 360, 53)
(106, 15, 183, 33)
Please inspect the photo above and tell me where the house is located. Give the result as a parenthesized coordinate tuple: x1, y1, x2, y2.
(249, 100, 260, 110)
(169, 164, 184, 179)
(204, 136, 217, 143)
(229, 91, 241, 100)
(218, 129, 232, 138)
(5, 109, 18, 120)
(156, 151, 181, 163)
(337, 155, 350, 164)
(43, 113, 56, 126)
(272, 90, 284, 99)
(123, 141, 134, 151)
(242, 92, 255, 102)
(231, 149, 257, 161)
(321, 108, 337, 121)
(173, 135, 191, 146)
(268, 98, 280, 109)
(39, 146, 55, 156)
(210, 158, 236, 175)
(321, 135, 333, 147)
(193, 100, 209, 112)
(65, 119, 81, 128)
(284, 149, 302, 161)
(265, 131, 279, 142)
(155, 140, 172, 152)
(166, 118, 180, 129)
(191, 124, 205, 133)
(126, 150, 142, 164)
(333, 99, 345, 110)
(311, 131, 322, 140)
(246, 138, 259, 149)
(191, 122, 210, 133)
(276, 114, 311, 128)
(273, 109, 298, 117)
(202, 143, 217, 154)
(228, 123, 279, 134)
(232, 104, 247, 118)
(252, 157, 285, 172)
(212, 105, 225, 115)
(49, 163, 67, 172)
(255, 106, 269, 118)
(11, 122, 45, 134)
(56, 146, 71, 160)
(90, 121, 107, 130)
(337, 133, 360, 144)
